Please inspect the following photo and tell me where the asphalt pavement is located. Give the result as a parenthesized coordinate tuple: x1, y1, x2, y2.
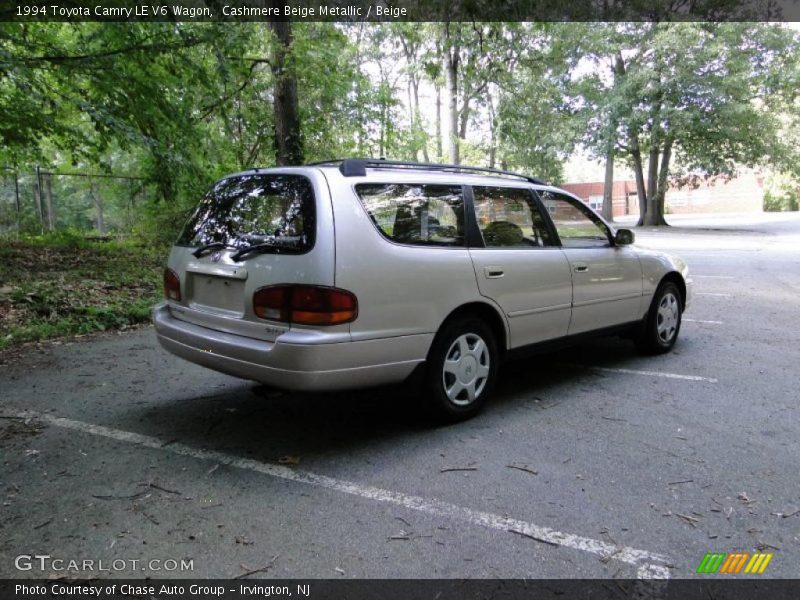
(1, 212, 799, 580)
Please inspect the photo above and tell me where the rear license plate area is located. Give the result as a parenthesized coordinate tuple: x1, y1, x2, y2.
(188, 274, 245, 315)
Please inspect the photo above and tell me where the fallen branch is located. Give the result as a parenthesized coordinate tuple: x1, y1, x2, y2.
(142, 483, 181, 495)
(508, 529, 559, 547)
(675, 513, 700, 527)
(235, 554, 280, 579)
(506, 464, 538, 476)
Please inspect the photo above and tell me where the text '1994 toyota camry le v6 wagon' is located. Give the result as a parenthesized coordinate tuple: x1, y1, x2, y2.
(153, 159, 692, 421)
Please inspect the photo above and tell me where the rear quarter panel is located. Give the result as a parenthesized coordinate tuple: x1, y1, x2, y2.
(325, 172, 489, 344)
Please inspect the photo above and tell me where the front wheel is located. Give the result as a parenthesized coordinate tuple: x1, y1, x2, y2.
(426, 318, 498, 422)
(636, 281, 682, 354)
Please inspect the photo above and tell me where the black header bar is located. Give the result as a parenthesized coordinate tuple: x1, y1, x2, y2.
(2, 0, 799, 22)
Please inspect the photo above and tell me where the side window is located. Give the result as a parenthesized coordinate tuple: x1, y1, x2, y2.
(356, 184, 464, 246)
(472, 186, 554, 248)
(537, 191, 611, 248)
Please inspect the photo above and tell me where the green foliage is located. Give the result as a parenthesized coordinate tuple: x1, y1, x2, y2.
(2, 21, 800, 234)
(493, 24, 572, 180)
(763, 173, 799, 212)
(0, 238, 164, 349)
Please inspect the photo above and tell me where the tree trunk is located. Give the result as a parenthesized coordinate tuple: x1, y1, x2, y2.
(443, 24, 460, 164)
(414, 80, 429, 162)
(44, 171, 55, 230)
(435, 85, 442, 162)
(487, 92, 497, 169)
(33, 169, 43, 232)
(458, 98, 470, 141)
(654, 138, 673, 226)
(91, 181, 105, 235)
(602, 145, 614, 222)
(13, 172, 21, 233)
(270, 20, 303, 166)
(379, 96, 386, 158)
(629, 135, 647, 226)
(642, 145, 661, 226)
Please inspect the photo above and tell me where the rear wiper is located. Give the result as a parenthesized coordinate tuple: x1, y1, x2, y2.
(231, 237, 301, 261)
(192, 242, 227, 258)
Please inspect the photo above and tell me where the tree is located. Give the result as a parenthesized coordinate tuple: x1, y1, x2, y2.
(269, 21, 303, 165)
(0, 22, 258, 201)
(569, 22, 800, 226)
(438, 23, 519, 165)
(494, 23, 575, 181)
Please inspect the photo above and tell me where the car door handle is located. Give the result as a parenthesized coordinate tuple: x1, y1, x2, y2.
(483, 267, 505, 279)
(573, 264, 589, 273)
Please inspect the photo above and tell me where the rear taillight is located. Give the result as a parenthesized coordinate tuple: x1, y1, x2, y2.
(164, 268, 181, 301)
(253, 285, 357, 326)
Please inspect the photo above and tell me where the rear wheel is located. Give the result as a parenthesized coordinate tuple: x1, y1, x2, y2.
(426, 317, 498, 422)
(636, 281, 682, 354)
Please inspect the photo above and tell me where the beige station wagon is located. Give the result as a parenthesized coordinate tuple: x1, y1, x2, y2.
(154, 159, 692, 420)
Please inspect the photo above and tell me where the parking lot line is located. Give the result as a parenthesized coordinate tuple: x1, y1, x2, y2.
(13, 410, 671, 580)
(683, 318, 723, 324)
(576, 365, 718, 383)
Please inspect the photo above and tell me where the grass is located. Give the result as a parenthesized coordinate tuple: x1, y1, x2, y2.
(0, 231, 166, 350)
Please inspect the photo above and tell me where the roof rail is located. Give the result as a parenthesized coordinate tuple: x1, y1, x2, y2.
(308, 158, 547, 185)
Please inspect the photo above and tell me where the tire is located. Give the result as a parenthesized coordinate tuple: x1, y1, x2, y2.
(636, 281, 682, 355)
(425, 317, 499, 422)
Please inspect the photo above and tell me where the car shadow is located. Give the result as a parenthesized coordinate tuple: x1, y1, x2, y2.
(118, 336, 648, 466)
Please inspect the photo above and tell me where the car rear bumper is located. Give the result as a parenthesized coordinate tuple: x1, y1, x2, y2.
(152, 302, 430, 391)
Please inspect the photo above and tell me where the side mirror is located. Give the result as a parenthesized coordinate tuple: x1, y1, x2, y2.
(614, 228, 635, 246)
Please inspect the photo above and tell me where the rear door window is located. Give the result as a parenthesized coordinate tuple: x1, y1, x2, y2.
(472, 186, 554, 247)
(356, 184, 465, 247)
(177, 174, 315, 253)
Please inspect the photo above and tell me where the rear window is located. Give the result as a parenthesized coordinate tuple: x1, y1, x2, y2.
(356, 184, 464, 247)
(177, 174, 315, 253)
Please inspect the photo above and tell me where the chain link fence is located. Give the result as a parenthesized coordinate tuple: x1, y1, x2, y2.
(1, 167, 156, 237)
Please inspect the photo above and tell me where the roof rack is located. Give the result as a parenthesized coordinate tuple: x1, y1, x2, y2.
(308, 158, 547, 186)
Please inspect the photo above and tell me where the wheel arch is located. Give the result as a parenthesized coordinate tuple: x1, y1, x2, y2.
(429, 301, 509, 359)
(659, 272, 687, 309)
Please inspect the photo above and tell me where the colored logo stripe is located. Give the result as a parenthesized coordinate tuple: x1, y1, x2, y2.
(719, 553, 749, 574)
(697, 553, 726, 573)
(744, 553, 773, 574)
(697, 552, 773, 574)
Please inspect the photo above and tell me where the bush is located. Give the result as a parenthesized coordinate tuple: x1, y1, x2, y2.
(764, 189, 799, 212)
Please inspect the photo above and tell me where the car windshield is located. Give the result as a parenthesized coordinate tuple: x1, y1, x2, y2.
(177, 174, 315, 253)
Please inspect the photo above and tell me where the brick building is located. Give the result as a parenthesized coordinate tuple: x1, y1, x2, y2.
(558, 181, 639, 218)
(561, 172, 764, 216)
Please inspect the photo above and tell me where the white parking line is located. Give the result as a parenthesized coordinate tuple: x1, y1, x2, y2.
(13, 410, 672, 580)
(683, 318, 723, 324)
(695, 292, 733, 297)
(579, 366, 718, 383)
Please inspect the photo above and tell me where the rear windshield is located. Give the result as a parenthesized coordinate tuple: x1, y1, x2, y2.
(177, 174, 315, 253)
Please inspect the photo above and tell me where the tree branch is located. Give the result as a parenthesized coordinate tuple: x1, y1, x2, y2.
(19, 37, 203, 65)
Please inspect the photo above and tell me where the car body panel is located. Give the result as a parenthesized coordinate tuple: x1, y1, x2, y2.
(563, 245, 645, 335)
(468, 247, 573, 346)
